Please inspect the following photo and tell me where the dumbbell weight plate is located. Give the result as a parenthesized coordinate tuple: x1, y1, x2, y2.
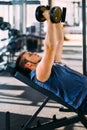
(35, 6, 47, 22)
(61, 7, 66, 22)
(0, 17, 3, 25)
(0, 22, 11, 30)
(50, 6, 62, 23)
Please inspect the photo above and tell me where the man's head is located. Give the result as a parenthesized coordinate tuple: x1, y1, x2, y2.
(15, 51, 41, 75)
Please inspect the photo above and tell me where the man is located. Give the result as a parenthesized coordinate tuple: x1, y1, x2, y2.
(16, 10, 87, 112)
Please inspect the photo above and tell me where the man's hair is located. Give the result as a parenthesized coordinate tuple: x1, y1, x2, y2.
(15, 51, 31, 76)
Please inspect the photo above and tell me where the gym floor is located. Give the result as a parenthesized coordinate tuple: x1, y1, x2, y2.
(0, 34, 87, 130)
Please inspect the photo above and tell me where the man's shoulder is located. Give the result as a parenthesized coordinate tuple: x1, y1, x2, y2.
(29, 69, 36, 80)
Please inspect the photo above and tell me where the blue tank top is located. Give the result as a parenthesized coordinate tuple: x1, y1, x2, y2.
(29, 62, 87, 109)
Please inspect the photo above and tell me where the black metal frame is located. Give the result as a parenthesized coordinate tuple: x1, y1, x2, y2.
(0, 1, 40, 5)
(5, 65, 87, 130)
(82, 0, 87, 75)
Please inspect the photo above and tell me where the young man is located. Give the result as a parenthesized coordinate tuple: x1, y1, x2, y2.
(16, 10, 87, 112)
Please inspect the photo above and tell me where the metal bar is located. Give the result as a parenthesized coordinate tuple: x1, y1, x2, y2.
(82, 0, 86, 75)
(28, 115, 80, 130)
(21, 97, 49, 130)
(78, 112, 87, 128)
(48, 0, 52, 7)
(5, 111, 10, 130)
(0, 1, 40, 5)
(0, 1, 11, 5)
(26, 1, 40, 4)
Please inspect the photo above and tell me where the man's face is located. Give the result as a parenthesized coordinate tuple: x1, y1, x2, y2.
(23, 52, 41, 64)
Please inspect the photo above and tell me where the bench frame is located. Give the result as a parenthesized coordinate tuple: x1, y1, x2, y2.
(5, 65, 87, 130)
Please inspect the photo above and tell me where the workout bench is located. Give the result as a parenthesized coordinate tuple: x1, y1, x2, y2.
(5, 65, 87, 130)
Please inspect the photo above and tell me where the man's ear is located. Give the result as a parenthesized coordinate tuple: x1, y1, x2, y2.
(25, 62, 32, 69)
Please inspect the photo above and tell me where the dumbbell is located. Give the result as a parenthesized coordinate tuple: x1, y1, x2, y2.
(8, 29, 20, 38)
(50, 7, 66, 23)
(35, 5, 49, 22)
(0, 17, 3, 26)
(35, 5, 66, 23)
(0, 22, 11, 30)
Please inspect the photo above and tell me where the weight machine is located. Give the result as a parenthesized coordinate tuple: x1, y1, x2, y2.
(0, 18, 26, 71)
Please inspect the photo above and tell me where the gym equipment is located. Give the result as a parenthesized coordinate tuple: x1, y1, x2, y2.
(61, 7, 67, 22)
(0, 22, 11, 30)
(50, 6, 62, 23)
(8, 29, 20, 38)
(27, 37, 38, 52)
(0, 29, 26, 71)
(5, 65, 87, 130)
(6, 29, 25, 61)
(27, 34, 45, 52)
(35, 5, 66, 23)
(0, 17, 11, 31)
(0, 17, 3, 26)
(50, 7, 66, 23)
(35, 5, 49, 22)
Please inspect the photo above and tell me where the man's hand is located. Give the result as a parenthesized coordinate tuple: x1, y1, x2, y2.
(43, 10, 50, 22)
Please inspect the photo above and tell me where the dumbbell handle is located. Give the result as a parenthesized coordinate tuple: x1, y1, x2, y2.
(46, 5, 50, 10)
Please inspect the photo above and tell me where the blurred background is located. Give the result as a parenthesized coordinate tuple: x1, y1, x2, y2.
(0, 0, 86, 74)
(0, 1, 87, 130)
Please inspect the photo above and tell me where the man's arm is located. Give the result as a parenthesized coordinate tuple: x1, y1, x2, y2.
(36, 11, 63, 82)
(54, 23, 64, 63)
